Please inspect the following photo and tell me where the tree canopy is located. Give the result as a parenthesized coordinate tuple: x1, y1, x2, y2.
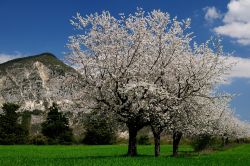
(67, 9, 249, 156)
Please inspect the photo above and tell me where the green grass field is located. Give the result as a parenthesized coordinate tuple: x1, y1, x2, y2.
(0, 144, 250, 166)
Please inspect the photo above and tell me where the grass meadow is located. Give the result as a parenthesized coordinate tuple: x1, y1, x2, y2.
(0, 144, 250, 166)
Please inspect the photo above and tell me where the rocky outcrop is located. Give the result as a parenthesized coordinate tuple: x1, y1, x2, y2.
(0, 53, 84, 113)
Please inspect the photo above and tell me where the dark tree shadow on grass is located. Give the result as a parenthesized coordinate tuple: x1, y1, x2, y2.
(52, 151, 201, 160)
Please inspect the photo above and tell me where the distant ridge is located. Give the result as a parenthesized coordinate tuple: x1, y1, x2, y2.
(0, 53, 75, 73)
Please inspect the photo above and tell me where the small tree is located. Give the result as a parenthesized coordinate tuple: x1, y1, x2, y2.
(0, 103, 28, 144)
(41, 103, 73, 144)
(82, 110, 118, 145)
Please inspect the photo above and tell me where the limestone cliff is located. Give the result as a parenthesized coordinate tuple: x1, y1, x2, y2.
(0, 53, 84, 112)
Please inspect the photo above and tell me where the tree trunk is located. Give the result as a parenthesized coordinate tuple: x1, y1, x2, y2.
(225, 137, 229, 145)
(172, 131, 182, 157)
(153, 132, 161, 157)
(221, 137, 225, 146)
(222, 137, 227, 147)
(151, 126, 163, 157)
(127, 127, 138, 156)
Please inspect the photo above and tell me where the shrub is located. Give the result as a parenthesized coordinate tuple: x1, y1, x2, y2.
(82, 110, 118, 145)
(191, 134, 213, 151)
(29, 134, 48, 145)
(137, 135, 151, 145)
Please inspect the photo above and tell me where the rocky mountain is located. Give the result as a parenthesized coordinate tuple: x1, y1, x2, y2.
(0, 53, 84, 113)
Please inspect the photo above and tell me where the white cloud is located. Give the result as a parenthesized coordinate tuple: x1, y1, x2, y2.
(0, 52, 24, 64)
(227, 56, 250, 78)
(220, 56, 250, 85)
(214, 0, 250, 45)
(204, 6, 222, 23)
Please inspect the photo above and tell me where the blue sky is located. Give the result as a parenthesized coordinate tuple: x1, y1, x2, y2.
(0, 0, 250, 120)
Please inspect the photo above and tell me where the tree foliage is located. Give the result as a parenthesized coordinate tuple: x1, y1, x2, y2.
(0, 103, 28, 144)
(29, 134, 48, 145)
(41, 103, 73, 144)
(82, 110, 118, 145)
